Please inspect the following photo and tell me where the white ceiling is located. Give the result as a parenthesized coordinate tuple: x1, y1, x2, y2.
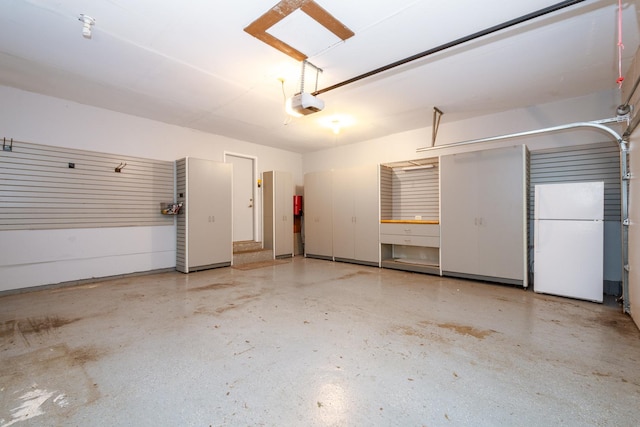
(0, 0, 638, 153)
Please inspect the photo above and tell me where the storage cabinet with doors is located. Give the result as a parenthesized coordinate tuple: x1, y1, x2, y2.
(303, 170, 333, 260)
(440, 145, 528, 286)
(176, 157, 232, 273)
(263, 170, 293, 259)
(332, 164, 380, 266)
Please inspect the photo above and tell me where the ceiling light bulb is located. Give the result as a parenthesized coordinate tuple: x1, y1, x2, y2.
(78, 14, 95, 39)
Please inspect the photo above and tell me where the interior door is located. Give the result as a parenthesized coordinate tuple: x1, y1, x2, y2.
(226, 154, 255, 242)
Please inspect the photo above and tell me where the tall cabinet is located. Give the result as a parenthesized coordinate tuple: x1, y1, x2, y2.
(263, 171, 293, 259)
(440, 145, 528, 286)
(176, 157, 232, 273)
(332, 165, 379, 266)
(303, 170, 333, 259)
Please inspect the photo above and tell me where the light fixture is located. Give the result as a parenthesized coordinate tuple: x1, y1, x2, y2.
(330, 120, 341, 135)
(78, 14, 95, 39)
(286, 60, 324, 116)
(319, 114, 355, 134)
(400, 164, 435, 171)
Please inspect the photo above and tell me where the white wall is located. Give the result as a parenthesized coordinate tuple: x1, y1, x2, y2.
(303, 89, 622, 172)
(0, 86, 303, 291)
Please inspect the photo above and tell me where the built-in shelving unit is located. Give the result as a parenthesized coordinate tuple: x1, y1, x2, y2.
(379, 158, 441, 275)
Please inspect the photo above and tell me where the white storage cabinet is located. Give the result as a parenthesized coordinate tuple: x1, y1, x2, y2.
(332, 165, 379, 266)
(440, 145, 528, 286)
(176, 157, 232, 273)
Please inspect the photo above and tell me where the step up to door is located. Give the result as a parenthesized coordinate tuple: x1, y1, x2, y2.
(233, 240, 263, 253)
(233, 241, 273, 265)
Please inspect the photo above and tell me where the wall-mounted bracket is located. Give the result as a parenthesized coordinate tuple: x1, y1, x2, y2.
(2, 138, 13, 152)
(431, 107, 443, 147)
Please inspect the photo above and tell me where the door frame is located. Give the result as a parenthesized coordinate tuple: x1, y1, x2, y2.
(224, 152, 259, 242)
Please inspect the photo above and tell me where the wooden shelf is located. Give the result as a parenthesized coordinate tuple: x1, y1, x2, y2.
(380, 219, 439, 224)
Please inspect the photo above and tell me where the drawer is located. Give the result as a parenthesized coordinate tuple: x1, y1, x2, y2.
(380, 223, 440, 237)
(380, 234, 440, 247)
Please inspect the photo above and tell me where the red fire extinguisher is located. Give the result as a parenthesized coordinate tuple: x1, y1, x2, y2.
(293, 195, 303, 216)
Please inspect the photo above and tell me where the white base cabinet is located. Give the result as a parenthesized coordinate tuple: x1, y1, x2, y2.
(176, 157, 232, 273)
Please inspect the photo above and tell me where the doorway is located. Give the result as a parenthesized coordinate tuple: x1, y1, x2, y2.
(225, 153, 257, 242)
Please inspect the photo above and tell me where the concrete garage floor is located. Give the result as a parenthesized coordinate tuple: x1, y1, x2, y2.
(1, 258, 639, 426)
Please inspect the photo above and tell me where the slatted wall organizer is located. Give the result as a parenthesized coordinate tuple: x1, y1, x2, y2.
(0, 140, 175, 230)
(529, 140, 622, 295)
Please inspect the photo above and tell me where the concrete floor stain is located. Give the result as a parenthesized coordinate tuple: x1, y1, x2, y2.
(435, 322, 495, 339)
(189, 282, 236, 292)
(337, 271, 374, 280)
(1, 316, 81, 347)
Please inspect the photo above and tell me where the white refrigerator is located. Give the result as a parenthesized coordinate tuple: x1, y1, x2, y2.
(533, 182, 604, 302)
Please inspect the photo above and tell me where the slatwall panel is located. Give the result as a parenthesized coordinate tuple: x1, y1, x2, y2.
(529, 142, 621, 221)
(380, 165, 393, 220)
(0, 140, 174, 230)
(176, 158, 187, 272)
(391, 160, 440, 221)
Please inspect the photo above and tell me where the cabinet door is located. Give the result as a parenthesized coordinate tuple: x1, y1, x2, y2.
(332, 168, 355, 260)
(440, 152, 480, 275)
(304, 171, 333, 257)
(353, 164, 380, 264)
(209, 162, 232, 264)
(275, 171, 293, 257)
(475, 146, 525, 280)
(188, 158, 231, 268)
